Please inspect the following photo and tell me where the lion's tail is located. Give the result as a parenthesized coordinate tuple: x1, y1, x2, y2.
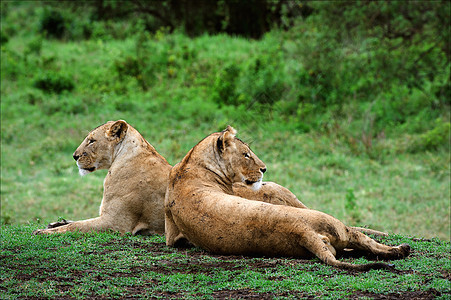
(321, 256, 394, 271)
(351, 226, 388, 237)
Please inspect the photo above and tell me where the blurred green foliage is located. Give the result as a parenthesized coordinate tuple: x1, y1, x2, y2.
(1, 0, 448, 156)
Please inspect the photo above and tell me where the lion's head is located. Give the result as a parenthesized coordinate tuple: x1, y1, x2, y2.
(73, 120, 128, 176)
(217, 126, 266, 191)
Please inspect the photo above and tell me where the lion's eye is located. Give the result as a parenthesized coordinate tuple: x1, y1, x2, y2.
(88, 139, 96, 145)
(244, 153, 250, 158)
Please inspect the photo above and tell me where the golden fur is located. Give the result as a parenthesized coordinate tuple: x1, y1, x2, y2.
(165, 126, 410, 271)
(33, 120, 171, 235)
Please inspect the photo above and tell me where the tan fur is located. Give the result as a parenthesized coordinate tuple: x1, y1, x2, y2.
(33, 120, 171, 235)
(165, 126, 410, 271)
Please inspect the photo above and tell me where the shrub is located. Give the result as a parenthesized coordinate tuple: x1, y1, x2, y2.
(280, 2, 449, 133)
(240, 53, 285, 106)
(211, 49, 286, 108)
(40, 8, 66, 39)
(409, 119, 451, 153)
(1, 47, 27, 81)
(24, 36, 43, 56)
(133, 30, 184, 89)
(33, 72, 75, 94)
(114, 56, 141, 78)
(212, 64, 241, 106)
(0, 31, 8, 45)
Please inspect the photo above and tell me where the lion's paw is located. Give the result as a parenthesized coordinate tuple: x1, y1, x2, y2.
(46, 219, 73, 229)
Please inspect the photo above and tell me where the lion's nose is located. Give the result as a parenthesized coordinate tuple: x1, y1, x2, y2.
(260, 167, 267, 174)
(73, 154, 80, 161)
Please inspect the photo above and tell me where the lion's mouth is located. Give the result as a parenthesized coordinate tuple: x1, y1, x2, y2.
(78, 166, 95, 176)
(245, 179, 257, 185)
(244, 178, 263, 191)
(76, 161, 96, 177)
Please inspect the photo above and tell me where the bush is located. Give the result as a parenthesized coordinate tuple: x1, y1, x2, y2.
(33, 72, 75, 94)
(0, 31, 8, 45)
(212, 64, 241, 106)
(409, 119, 451, 153)
(279, 2, 449, 137)
(40, 8, 66, 39)
(239, 52, 285, 106)
(24, 36, 43, 56)
(211, 49, 286, 108)
(114, 56, 141, 78)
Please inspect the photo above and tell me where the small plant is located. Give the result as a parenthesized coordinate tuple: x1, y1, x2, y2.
(0, 213, 12, 225)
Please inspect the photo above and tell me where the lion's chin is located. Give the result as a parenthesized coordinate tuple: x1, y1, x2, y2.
(244, 178, 263, 191)
(250, 179, 262, 191)
(78, 166, 95, 176)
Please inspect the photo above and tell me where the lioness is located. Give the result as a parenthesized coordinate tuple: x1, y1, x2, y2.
(165, 126, 410, 271)
(33, 121, 386, 238)
(33, 120, 171, 235)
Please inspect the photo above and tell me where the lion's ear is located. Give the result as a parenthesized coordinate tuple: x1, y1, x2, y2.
(225, 125, 237, 136)
(217, 125, 237, 153)
(106, 120, 128, 142)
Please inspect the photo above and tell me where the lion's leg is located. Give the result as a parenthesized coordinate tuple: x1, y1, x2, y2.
(165, 210, 191, 248)
(318, 234, 336, 256)
(346, 229, 410, 260)
(301, 231, 393, 271)
(32, 217, 116, 235)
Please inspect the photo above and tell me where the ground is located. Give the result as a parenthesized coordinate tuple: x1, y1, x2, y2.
(1, 225, 449, 299)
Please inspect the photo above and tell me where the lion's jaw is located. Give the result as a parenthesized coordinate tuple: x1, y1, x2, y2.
(241, 174, 264, 191)
(250, 178, 263, 191)
(76, 161, 96, 176)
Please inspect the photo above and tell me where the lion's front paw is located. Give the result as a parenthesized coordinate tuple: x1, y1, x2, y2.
(46, 219, 73, 229)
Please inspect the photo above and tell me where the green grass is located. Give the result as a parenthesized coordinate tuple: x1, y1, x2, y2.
(1, 224, 450, 299)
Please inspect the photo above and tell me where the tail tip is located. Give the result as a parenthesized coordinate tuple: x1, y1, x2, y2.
(399, 243, 411, 258)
